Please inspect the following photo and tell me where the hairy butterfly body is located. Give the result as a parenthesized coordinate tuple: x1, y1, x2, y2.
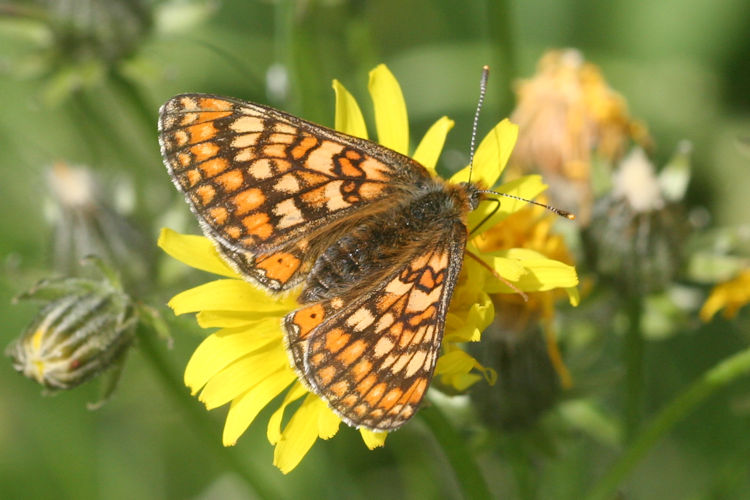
(158, 94, 483, 430)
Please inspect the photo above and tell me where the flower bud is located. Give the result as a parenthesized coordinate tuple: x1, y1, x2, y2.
(46, 162, 152, 293)
(6, 270, 136, 390)
(470, 325, 560, 430)
(584, 148, 691, 295)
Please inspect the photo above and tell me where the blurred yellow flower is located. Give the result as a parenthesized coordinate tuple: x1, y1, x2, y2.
(700, 269, 750, 322)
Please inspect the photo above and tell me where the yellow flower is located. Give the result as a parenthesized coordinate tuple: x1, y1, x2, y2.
(700, 269, 750, 322)
(475, 203, 580, 388)
(159, 64, 578, 473)
(510, 49, 649, 224)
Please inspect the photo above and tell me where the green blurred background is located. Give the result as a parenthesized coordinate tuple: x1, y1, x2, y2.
(1, 1, 749, 498)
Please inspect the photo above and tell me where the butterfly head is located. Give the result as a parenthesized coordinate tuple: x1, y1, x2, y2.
(458, 181, 483, 211)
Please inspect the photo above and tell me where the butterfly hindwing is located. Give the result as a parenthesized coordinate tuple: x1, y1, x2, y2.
(284, 229, 467, 431)
(215, 239, 310, 292)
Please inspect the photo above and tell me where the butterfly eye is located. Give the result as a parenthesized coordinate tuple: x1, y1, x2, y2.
(468, 184, 482, 210)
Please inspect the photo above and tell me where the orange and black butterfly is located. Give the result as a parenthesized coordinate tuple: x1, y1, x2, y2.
(158, 94, 487, 431)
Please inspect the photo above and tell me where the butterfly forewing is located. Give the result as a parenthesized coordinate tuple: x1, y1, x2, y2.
(159, 94, 434, 289)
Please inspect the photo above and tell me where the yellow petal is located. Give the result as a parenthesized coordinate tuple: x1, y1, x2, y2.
(477, 252, 526, 282)
(699, 270, 750, 321)
(333, 79, 368, 139)
(448, 373, 482, 391)
(273, 394, 330, 474)
(566, 286, 581, 306)
(196, 310, 269, 329)
(467, 175, 547, 235)
(369, 64, 408, 154)
(158, 228, 237, 277)
(445, 291, 494, 342)
(168, 279, 293, 315)
(223, 367, 296, 446)
(485, 249, 579, 293)
(450, 119, 519, 188)
(435, 349, 477, 376)
(360, 429, 387, 449)
(435, 350, 494, 391)
(184, 320, 281, 394)
(267, 382, 308, 445)
(317, 404, 341, 439)
(412, 116, 454, 174)
(700, 295, 724, 322)
(199, 339, 288, 409)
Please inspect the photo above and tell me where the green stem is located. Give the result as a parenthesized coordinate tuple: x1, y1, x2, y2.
(135, 324, 282, 500)
(586, 345, 750, 500)
(275, 0, 299, 109)
(108, 69, 156, 143)
(419, 405, 493, 500)
(182, 38, 263, 91)
(68, 92, 110, 165)
(276, 0, 326, 121)
(624, 297, 644, 442)
(505, 436, 536, 500)
(486, 0, 517, 110)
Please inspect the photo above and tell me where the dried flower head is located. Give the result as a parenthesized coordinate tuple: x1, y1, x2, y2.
(584, 147, 691, 295)
(45, 162, 151, 292)
(510, 49, 649, 223)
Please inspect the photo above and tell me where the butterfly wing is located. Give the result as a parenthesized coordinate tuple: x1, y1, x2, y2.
(158, 94, 431, 292)
(283, 227, 467, 431)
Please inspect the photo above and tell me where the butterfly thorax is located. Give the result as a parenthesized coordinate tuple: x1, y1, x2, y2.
(300, 177, 476, 304)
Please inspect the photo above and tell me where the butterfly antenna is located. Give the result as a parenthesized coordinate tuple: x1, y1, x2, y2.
(481, 189, 577, 220)
(468, 65, 490, 184)
(469, 66, 576, 222)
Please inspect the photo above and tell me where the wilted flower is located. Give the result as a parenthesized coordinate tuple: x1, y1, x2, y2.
(6, 259, 136, 395)
(510, 49, 649, 224)
(584, 147, 691, 295)
(45, 162, 151, 292)
(0, 0, 150, 102)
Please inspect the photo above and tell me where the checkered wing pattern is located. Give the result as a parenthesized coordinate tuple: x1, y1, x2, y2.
(158, 94, 431, 292)
(284, 233, 466, 431)
(159, 92, 480, 432)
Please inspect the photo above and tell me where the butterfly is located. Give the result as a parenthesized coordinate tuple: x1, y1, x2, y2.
(158, 94, 487, 431)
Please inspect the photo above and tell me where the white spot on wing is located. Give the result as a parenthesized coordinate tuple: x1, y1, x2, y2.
(274, 198, 304, 229)
(346, 308, 375, 332)
(373, 337, 394, 358)
(275, 173, 300, 194)
(385, 277, 412, 296)
(250, 158, 273, 179)
(405, 351, 427, 377)
(232, 133, 261, 148)
(231, 116, 264, 133)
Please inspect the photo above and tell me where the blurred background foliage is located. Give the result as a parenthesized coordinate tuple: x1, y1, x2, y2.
(1, 0, 750, 498)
